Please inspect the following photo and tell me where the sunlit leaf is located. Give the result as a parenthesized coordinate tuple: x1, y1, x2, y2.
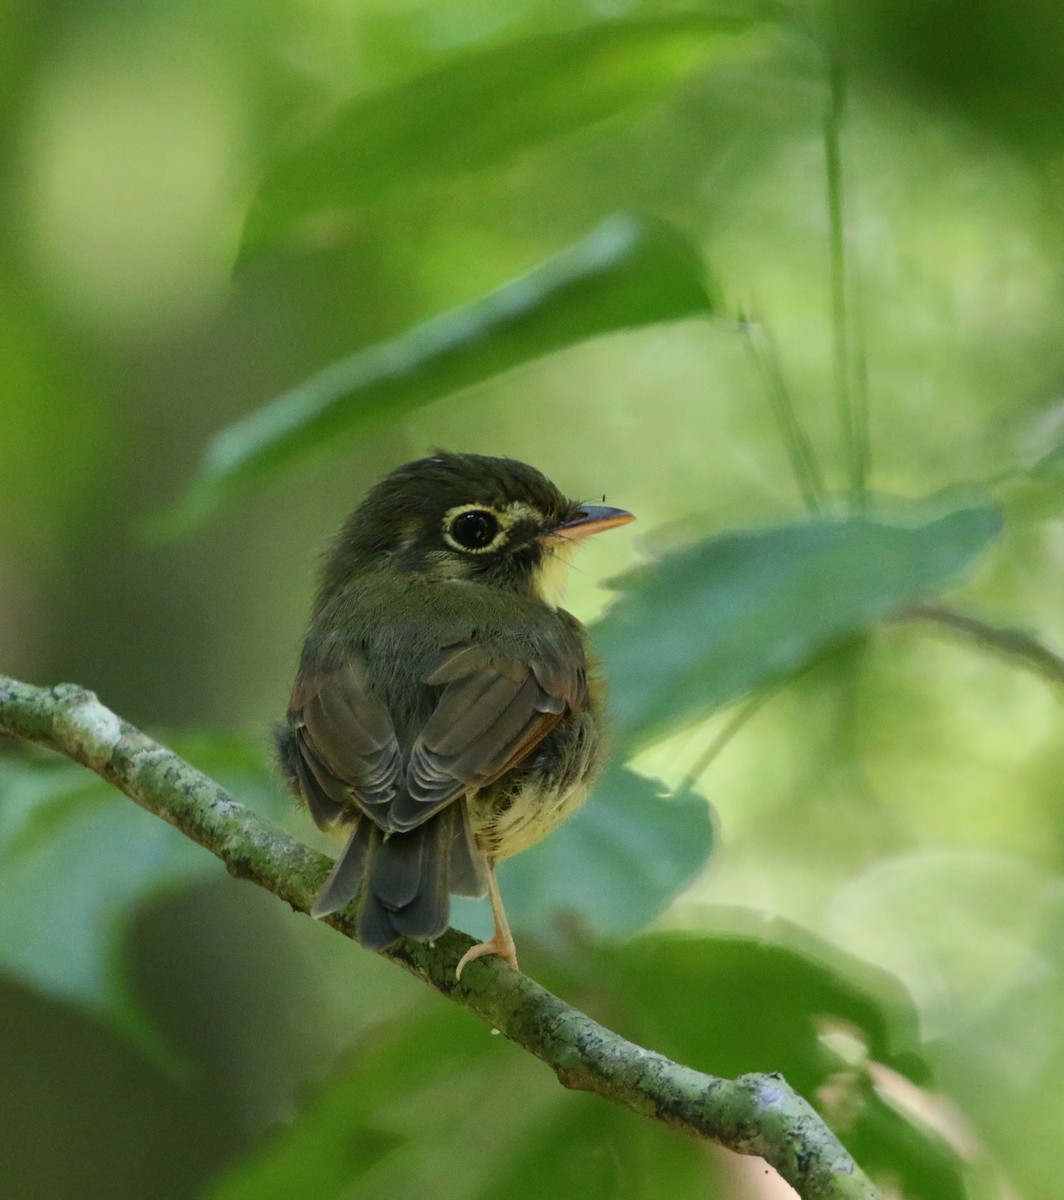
(597, 501, 1004, 750)
(162, 215, 714, 532)
(1027, 435, 1064, 480)
(825, 852, 1064, 1198)
(891, 859, 1064, 1200)
(998, 430, 1064, 519)
(826, 850, 1061, 1039)
(600, 928, 967, 1200)
(241, 14, 759, 255)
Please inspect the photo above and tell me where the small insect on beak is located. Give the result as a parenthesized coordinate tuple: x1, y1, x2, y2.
(541, 505, 635, 543)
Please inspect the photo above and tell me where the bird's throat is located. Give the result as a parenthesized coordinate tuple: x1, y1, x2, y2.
(532, 539, 577, 609)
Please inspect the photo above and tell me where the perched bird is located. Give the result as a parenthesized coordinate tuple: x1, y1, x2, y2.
(276, 452, 633, 977)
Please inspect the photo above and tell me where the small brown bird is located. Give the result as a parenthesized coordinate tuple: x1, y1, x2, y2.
(276, 452, 633, 976)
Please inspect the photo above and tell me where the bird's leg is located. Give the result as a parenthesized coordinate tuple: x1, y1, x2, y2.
(455, 858, 518, 979)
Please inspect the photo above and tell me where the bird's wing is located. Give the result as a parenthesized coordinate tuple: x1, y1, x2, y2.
(287, 643, 584, 834)
(390, 642, 585, 831)
(286, 656, 403, 830)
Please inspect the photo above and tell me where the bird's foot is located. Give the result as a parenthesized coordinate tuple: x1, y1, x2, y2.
(455, 934, 518, 980)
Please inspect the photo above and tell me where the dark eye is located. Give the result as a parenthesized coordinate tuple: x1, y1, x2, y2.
(448, 509, 500, 551)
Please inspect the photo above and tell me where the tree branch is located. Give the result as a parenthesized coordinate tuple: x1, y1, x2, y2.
(0, 673, 883, 1200)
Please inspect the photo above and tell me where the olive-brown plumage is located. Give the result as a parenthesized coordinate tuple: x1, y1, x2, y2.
(276, 452, 632, 974)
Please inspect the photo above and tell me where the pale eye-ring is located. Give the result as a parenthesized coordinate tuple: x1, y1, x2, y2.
(446, 508, 502, 552)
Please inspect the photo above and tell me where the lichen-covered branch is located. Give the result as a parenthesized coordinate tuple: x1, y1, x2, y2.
(0, 674, 883, 1200)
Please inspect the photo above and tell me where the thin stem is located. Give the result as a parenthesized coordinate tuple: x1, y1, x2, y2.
(680, 685, 781, 792)
(900, 604, 1064, 687)
(742, 317, 829, 515)
(822, 0, 870, 510)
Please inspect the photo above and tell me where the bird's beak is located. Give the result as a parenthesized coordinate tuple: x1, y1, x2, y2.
(542, 505, 635, 543)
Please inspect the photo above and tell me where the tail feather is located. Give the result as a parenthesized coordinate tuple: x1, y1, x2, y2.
(311, 818, 372, 918)
(381, 817, 449, 941)
(312, 810, 471, 948)
(371, 828, 426, 910)
(357, 878, 402, 948)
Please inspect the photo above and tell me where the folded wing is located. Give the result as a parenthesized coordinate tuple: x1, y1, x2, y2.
(281, 643, 584, 948)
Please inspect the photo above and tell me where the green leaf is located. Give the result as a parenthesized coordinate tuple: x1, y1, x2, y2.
(161, 214, 714, 532)
(827, 850, 1061, 1042)
(208, 991, 708, 1200)
(1027, 436, 1064, 480)
(994, 431, 1064, 519)
(0, 736, 282, 1038)
(241, 14, 758, 255)
(600, 928, 967, 1200)
(452, 765, 713, 941)
(604, 922, 925, 1088)
(597, 501, 1004, 750)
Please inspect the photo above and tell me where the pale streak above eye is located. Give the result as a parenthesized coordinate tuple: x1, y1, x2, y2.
(504, 500, 544, 526)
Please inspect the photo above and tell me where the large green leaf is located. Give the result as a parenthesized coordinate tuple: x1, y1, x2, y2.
(995, 429, 1064, 519)
(163, 215, 713, 531)
(0, 736, 284, 1040)
(596, 928, 968, 1200)
(597, 921, 925, 1088)
(597, 501, 1004, 750)
(208, 997, 707, 1200)
(241, 14, 758, 255)
(451, 764, 714, 943)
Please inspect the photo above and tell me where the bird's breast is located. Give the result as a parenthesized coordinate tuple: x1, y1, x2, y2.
(468, 703, 603, 861)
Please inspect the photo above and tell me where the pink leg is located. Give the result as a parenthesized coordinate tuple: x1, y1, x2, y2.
(455, 860, 518, 979)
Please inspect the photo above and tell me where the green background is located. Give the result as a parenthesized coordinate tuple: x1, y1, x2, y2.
(2, 1, 1064, 1197)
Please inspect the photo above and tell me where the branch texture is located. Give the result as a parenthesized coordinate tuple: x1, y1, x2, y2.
(0, 674, 883, 1200)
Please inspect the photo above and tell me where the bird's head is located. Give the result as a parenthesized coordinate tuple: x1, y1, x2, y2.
(323, 452, 633, 606)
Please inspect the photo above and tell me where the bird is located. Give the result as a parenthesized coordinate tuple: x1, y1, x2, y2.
(275, 451, 633, 977)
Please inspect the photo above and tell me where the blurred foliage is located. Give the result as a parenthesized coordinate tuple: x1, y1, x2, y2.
(207, 994, 714, 1200)
(209, 926, 964, 1200)
(598, 501, 1003, 748)
(239, 12, 760, 254)
(166, 213, 716, 527)
(2, 0, 1064, 1198)
(0, 736, 290, 1041)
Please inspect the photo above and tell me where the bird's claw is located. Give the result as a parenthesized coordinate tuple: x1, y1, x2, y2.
(455, 936, 519, 980)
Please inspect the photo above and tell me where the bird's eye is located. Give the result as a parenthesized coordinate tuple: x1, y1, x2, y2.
(447, 508, 501, 551)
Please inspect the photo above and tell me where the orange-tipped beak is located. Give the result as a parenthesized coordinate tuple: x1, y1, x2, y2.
(544, 504, 635, 542)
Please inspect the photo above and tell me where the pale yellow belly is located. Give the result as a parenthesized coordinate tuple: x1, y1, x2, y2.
(471, 777, 592, 861)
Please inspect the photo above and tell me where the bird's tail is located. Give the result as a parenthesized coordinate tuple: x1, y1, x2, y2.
(311, 801, 487, 950)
